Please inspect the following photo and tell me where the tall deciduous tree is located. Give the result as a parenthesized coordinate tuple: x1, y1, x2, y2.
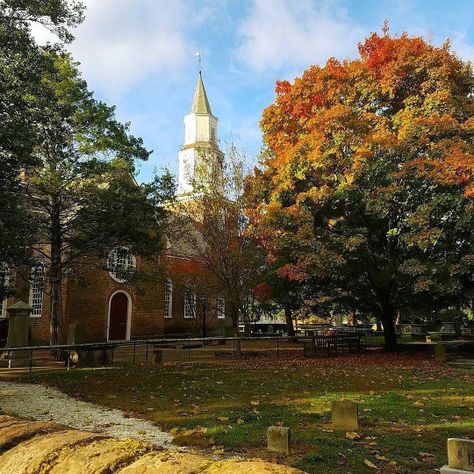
(246, 26, 474, 350)
(25, 51, 174, 345)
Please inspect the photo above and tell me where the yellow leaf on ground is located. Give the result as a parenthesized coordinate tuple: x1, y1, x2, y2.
(346, 432, 361, 440)
(217, 416, 229, 422)
(364, 459, 378, 469)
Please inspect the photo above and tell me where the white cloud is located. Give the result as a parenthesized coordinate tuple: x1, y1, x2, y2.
(236, 0, 364, 73)
(32, 0, 192, 95)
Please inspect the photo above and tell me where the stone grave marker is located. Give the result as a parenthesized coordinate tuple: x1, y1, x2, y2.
(435, 343, 447, 363)
(67, 320, 85, 345)
(267, 426, 290, 455)
(331, 400, 358, 431)
(153, 349, 163, 366)
(440, 438, 474, 473)
(303, 340, 316, 358)
(3, 301, 32, 367)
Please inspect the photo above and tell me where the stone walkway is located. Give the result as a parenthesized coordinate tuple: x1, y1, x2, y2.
(0, 380, 173, 447)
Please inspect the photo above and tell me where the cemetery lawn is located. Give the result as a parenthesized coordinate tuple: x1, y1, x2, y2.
(22, 352, 474, 474)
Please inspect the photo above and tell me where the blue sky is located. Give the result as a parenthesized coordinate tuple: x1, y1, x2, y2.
(33, 0, 474, 183)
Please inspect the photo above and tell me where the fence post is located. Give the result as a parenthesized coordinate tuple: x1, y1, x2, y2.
(132, 342, 137, 366)
(66, 350, 70, 371)
(29, 349, 33, 373)
(145, 343, 149, 367)
(276, 338, 280, 359)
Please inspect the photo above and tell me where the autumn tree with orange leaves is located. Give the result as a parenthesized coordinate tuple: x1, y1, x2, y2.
(246, 25, 474, 350)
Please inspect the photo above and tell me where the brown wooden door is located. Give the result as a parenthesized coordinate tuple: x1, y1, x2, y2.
(109, 293, 128, 340)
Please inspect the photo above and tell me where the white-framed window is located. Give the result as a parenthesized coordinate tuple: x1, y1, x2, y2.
(164, 279, 173, 319)
(0, 264, 9, 318)
(107, 247, 136, 283)
(184, 288, 196, 319)
(217, 296, 225, 319)
(29, 263, 45, 318)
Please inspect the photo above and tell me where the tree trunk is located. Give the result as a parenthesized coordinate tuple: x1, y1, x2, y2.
(380, 302, 398, 351)
(284, 305, 295, 337)
(229, 303, 240, 337)
(350, 308, 357, 326)
(49, 199, 63, 347)
(201, 302, 207, 339)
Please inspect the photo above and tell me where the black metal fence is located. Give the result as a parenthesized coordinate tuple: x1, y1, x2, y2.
(0, 332, 366, 373)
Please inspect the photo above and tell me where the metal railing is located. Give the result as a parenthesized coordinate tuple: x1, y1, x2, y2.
(0, 332, 366, 373)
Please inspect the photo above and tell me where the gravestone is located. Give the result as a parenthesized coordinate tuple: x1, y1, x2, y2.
(152, 349, 163, 366)
(4, 301, 32, 367)
(441, 321, 459, 340)
(411, 324, 428, 340)
(331, 400, 358, 431)
(440, 438, 474, 473)
(303, 340, 316, 358)
(267, 426, 290, 455)
(435, 344, 447, 363)
(67, 320, 85, 345)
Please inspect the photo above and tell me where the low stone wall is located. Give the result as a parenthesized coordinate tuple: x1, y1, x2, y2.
(0, 415, 303, 474)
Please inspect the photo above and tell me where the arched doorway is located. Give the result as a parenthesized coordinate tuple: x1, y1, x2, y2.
(108, 291, 131, 341)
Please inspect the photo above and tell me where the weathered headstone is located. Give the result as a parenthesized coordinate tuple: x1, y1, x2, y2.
(303, 340, 316, 358)
(3, 301, 32, 367)
(67, 320, 85, 345)
(411, 324, 428, 340)
(441, 321, 459, 340)
(152, 349, 163, 366)
(435, 343, 447, 363)
(331, 400, 358, 431)
(267, 426, 290, 455)
(440, 438, 474, 473)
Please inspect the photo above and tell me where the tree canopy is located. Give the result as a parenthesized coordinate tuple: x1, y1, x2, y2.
(246, 26, 474, 349)
(0, 0, 84, 268)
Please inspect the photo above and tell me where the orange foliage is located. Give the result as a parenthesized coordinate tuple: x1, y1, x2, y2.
(246, 26, 473, 283)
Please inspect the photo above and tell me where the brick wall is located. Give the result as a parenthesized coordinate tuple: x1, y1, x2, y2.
(7, 250, 229, 345)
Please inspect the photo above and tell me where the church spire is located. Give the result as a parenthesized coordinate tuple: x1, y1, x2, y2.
(191, 72, 213, 115)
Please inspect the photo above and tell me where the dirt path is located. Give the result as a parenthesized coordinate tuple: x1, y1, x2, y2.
(0, 380, 173, 447)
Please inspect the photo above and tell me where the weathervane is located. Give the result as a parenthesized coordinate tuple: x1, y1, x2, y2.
(195, 50, 202, 73)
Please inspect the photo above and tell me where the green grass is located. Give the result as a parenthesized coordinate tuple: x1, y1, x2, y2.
(15, 351, 474, 474)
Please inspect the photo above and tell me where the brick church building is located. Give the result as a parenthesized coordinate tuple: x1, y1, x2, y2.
(0, 73, 231, 345)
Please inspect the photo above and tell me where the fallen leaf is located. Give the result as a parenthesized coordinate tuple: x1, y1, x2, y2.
(364, 459, 378, 469)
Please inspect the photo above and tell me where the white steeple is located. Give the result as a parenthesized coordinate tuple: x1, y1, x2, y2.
(177, 72, 222, 197)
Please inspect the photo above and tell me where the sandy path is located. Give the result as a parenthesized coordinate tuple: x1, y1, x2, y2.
(0, 380, 173, 447)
